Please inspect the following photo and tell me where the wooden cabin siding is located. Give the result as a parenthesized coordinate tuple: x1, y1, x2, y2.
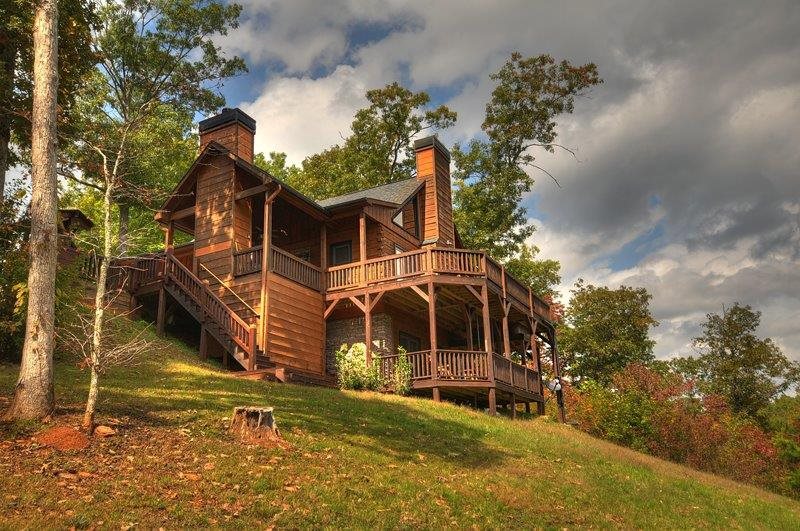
(223, 272, 261, 324)
(194, 156, 235, 283)
(416, 145, 454, 247)
(233, 196, 252, 251)
(267, 273, 325, 374)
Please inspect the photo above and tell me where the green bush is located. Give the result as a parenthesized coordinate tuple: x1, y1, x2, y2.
(334, 343, 381, 391)
(391, 347, 412, 396)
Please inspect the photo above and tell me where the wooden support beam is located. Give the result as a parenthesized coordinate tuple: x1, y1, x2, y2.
(410, 284, 429, 303)
(488, 387, 497, 415)
(369, 290, 385, 310)
(552, 330, 566, 424)
(348, 295, 366, 313)
(168, 205, 195, 221)
(156, 287, 166, 336)
(365, 292, 372, 364)
(432, 387, 441, 402)
(502, 306, 511, 359)
(464, 284, 482, 304)
(323, 299, 340, 319)
(222, 349, 229, 369)
(525, 402, 531, 414)
(464, 305, 474, 351)
(164, 222, 174, 256)
(481, 284, 493, 354)
(359, 213, 367, 286)
(235, 184, 267, 201)
(428, 281, 438, 379)
(511, 394, 517, 419)
(259, 192, 272, 351)
(199, 326, 208, 360)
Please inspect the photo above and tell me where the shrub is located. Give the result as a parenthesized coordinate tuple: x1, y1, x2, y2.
(334, 343, 381, 391)
(567, 363, 792, 496)
(390, 347, 412, 396)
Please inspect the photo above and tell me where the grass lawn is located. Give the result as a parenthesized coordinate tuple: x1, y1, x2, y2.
(1, 321, 799, 529)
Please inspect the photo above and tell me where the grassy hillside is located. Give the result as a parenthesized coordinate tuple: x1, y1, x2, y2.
(1, 321, 799, 529)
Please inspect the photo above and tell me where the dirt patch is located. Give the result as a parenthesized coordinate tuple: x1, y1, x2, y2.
(33, 425, 89, 451)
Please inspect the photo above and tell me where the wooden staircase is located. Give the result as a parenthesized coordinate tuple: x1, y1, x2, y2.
(162, 254, 262, 371)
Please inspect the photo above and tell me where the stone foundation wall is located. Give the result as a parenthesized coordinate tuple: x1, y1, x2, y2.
(325, 313, 394, 375)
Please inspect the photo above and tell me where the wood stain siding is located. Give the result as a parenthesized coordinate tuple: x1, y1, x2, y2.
(194, 156, 235, 281)
(267, 273, 325, 374)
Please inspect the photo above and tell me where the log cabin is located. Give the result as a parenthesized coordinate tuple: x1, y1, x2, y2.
(118, 107, 564, 417)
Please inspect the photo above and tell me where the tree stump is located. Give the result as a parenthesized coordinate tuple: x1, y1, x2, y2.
(229, 406, 280, 444)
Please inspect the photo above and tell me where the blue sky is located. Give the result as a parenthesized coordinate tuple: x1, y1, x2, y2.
(208, 0, 800, 360)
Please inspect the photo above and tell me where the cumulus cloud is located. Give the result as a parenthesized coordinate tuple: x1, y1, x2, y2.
(221, 0, 800, 359)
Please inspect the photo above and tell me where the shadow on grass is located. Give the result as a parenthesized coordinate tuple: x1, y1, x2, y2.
(34, 350, 508, 469)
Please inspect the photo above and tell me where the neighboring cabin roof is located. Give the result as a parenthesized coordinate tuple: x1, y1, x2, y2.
(317, 178, 422, 209)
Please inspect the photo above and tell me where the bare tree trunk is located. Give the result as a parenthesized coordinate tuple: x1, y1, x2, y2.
(84, 171, 114, 429)
(3, 0, 59, 421)
(118, 201, 129, 255)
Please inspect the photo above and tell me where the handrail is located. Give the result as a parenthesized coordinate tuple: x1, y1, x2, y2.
(199, 262, 259, 317)
(165, 255, 255, 354)
(271, 246, 322, 273)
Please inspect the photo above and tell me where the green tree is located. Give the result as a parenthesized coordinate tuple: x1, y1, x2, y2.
(60, 0, 245, 429)
(672, 304, 800, 419)
(253, 151, 301, 184)
(292, 82, 456, 199)
(62, 0, 245, 253)
(0, 0, 96, 197)
(559, 279, 658, 385)
(453, 52, 601, 261)
(503, 244, 561, 299)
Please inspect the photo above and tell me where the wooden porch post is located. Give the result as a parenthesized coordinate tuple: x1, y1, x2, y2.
(464, 305, 474, 350)
(364, 292, 372, 364)
(428, 281, 438, 381)
(156, 287, 166, 336)
(481, 283, 496, 415)
(164, 221, 174, 256)
(511, 394, 516, 419)
(552, 329, 566, 423)
(531, 319, 546, 415)
(320, 224, 327, 372)
(359, 213, 367, 286)
(501, 301, 511, 358)
(432, 386, 441, 402)
(199, 326, 208, 360)
(259, 188, 278, 352)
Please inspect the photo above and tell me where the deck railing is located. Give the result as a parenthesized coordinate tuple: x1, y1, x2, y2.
(233, 245, 262, 276)
(270, 246, 323, 291)
(326, 247, 551, 321)
(436, 350, 490, 380)
(377, 349, 539, 393)
(232, 245, 324, 291)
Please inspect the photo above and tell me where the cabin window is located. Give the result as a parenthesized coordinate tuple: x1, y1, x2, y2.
(399, 332, 421, 353)
(330, 241, 352, 265)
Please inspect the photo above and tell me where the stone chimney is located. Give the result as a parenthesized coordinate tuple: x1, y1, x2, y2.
(414, 135, 454, 247)
(198, 107, 256, 163)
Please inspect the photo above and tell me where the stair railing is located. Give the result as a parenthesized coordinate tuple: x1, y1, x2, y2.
(165, 254, 257, 359)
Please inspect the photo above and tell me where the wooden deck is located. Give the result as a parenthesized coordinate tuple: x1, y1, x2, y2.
(378, 350, 543, 404)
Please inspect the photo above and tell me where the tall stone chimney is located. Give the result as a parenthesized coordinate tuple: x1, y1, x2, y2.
(414, 135, 454, 247)
(198, 107, 256, 163)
